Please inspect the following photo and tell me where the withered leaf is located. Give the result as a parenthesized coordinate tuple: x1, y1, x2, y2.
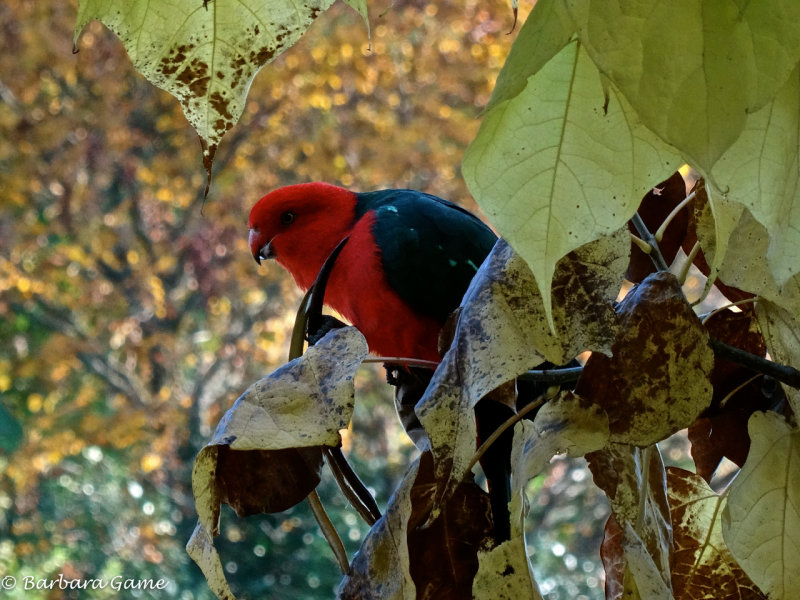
(211, 326, 367, 450)
(689, 309, 781, 481)
(588, 444, 673, 598)
(667, 467, 767, 600)
(576, 272, 714, 446)
(339, 459, 419, 600)
(417, 233, 626, 511)
(473, 538, 543, 600)
(509, 392, 609, 535)
(599, 515, 625, 600)
(186, 523, 236, 600)
(189, 328, 367, 599)
(216, 446, 323, 516)
(406, 453, 496, 600)
(340, 452, 497, 600)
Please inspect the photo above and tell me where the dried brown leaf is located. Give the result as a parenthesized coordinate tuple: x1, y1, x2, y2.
(407, 453, 495, 600)
(339, 452, 495, 600)
(666, 467, 766, 600)
(216, 446, 323, 516)
(417, 233, 626, 510)
(600, 515, 625, 600)
(689, 309, 780, 481)
(577, 272, 714, 446)
(588, 444, 673, 597)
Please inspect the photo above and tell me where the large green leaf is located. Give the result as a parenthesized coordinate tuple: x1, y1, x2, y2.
(723, 412, 800, 599)
(711, 67, 800, 287)
(485, 0, 575, 112)
(74, 0, 335, 189)
(463, 40, 678, 328)
(564, 0, 800, 173)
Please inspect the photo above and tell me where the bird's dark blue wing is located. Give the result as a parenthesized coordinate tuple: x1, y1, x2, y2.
(355, 189, 497, 323)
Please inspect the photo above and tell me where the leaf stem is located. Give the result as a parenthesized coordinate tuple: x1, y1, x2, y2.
(307, 490, 350, 574)
(324, 446, 382, 526)
(677, 241, 701, 286)
(654, 190, 696, 242)
(362, 357, 440, 369)
(629, 233, 652, 255)
(718, 373, 762, 409)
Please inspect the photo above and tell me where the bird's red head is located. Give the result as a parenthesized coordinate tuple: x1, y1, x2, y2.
(248, 182, 360, 290)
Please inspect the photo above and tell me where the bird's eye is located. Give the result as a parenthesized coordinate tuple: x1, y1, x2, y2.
(280, 211, 296, 226)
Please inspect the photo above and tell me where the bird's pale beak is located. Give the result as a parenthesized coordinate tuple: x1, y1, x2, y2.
(256, 241, 276, 264)
(249, 229, 276, 265)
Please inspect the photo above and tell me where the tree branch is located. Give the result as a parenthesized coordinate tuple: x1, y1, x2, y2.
(709, 338, 800, 390)
(630, 212, 670, 271)
(519, 366, 583, 385)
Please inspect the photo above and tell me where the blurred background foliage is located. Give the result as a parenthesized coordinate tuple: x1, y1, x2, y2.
(0, 0, 663, 597)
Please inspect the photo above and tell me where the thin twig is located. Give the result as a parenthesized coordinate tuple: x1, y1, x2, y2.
(307, 490, 350, 574)
(465, 389, 556, 477)
(363, 357, 440, 369)
(630, 212, 671, 271)
(718, 373, 762, 409)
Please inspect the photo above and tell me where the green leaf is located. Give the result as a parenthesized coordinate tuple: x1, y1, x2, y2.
(713, 207, 800, 317)
(485, 0, 575, 112)
(722, 412, 800, 599)
(564, 0, 800, 172)
(711, 66, 800, 286)
(463, 40, 678, 329)
(693, 182, 745, 299)
(756, 301, 800, 418)
(74, 0, 335, 189)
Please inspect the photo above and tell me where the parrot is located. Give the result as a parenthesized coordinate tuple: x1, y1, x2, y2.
(248, 182, 497, 363)
(248, 182, 514, 540)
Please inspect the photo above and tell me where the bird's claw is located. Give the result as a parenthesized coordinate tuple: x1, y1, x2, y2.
(306, 315, 346, 346)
